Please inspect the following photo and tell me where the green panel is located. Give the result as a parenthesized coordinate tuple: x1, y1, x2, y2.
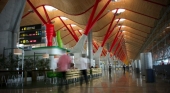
(56, 30, 63, 48)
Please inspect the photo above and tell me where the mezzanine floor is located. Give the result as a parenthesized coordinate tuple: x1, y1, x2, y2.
(0, 70, 170, 93)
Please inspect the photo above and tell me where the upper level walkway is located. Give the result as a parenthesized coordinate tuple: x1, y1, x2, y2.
(0, 69, 170, 93)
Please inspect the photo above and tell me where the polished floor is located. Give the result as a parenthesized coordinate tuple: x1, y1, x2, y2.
(0, 70, 170, 93)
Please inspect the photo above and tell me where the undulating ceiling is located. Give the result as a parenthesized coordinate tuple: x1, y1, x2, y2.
(1, 0, 170, 63)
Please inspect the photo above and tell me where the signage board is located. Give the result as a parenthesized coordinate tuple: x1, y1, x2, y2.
(19, 24, 46, 44)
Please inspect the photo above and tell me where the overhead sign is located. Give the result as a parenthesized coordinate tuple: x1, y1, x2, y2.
(19, 24, 46, 44)
(20, 24, 42, 31)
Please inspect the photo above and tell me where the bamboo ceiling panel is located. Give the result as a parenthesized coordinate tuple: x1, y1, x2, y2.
(1, 0, 170, 61)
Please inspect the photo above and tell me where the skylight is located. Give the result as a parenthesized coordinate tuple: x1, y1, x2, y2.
(71, 24, 76, 27)
(60, 17, 68, 20)
(44, 5, 57, 11)
(118, 25, 126, 27)
(115, 18, 126, 21)
(112, 9, 125, 14)
(79, 30, 83, 32)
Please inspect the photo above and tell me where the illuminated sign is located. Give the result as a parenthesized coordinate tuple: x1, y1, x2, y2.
(19, 24, 46, 44)
(19, 37, 46, 44)
(20, 24, 42, 31)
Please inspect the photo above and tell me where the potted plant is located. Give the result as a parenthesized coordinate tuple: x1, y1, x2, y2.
(6, 53, 19, 70)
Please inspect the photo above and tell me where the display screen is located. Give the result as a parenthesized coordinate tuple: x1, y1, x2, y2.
(19, 30, 43, 38)
(19, 37, 45, 44)
(19, 24, 46, 45)
(20, 24, 42, 31)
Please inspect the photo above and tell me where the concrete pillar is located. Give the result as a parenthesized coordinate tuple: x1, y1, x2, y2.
(0, 0, 26, 55)
(87, 31, 94, 67)
(134, 60, 140, 74)
(140, 52, 155, 83)
(140, 53, 146, 75)
(137, 60, 141, 73)
(132, 61, 135, 70)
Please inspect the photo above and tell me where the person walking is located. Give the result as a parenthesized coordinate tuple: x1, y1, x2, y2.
(57, 53, 72, 93)
(78, 54, 89, 86)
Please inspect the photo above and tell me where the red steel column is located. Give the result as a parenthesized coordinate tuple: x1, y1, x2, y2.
(43, 5, 51, 23)
(101, 9, 119, 47)
(70, 25, 79, 41)
(59, 17, 78, 42)
(27, 0, 46, 24)
(109, 26, 122, 52)
(46, 24, 54, 46)
(114, 35, 123, 55)
(84, 0, 111, 35)
(84, 0, 100, 35)
(89, 0, 111, 28)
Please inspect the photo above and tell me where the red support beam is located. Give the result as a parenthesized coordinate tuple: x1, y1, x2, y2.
(117, 47, 122, 57)
(93, 41, 98, 50)
(84, 0, 100, 35)
(84, 0, 111, 35)
(115, 42, 122, 56)
(103, 48, 107, 55)
(77, 30, 82, 35)
(109, 26, 122, 52)
(101, 10, 119, 47)
(27, 0, 46, 24)
(120, 53, 124, 60)
(42, 5, 51, 24)
(117, 51, 122, 59)
(70, 25, 79, 40)
(119, 50, 123, 57)
(108, 19, 120, 35)
(59, 17, 78, 42)
(89, 0, 111, 29)
(114, 36, 123, 55)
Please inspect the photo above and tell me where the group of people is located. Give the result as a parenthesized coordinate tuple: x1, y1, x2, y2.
(57, 53, 89, 92)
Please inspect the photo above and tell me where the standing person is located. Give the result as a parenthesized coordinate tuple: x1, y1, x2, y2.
(78, 54, 89, 86)
(109, 64, 111, 74)
(123, 64, 126, 74)
(57, 53, 72, 92)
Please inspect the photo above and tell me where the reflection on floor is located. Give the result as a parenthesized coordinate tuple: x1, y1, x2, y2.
(1, 70, 170, 93)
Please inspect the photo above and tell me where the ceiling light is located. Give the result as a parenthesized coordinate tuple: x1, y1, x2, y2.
(71, 24, 76, 27)
(112, 9, 125, 14)
(112, 0, 117, 1)
(44, 5, 57, 11)
(118, 25, 126, 27)
(60, 17, 68, 20)
(79, 30, 83, 32)
(116, 18, 125, 21)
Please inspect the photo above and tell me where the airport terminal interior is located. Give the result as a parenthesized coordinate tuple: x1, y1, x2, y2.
(1, 0, 170, 93)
